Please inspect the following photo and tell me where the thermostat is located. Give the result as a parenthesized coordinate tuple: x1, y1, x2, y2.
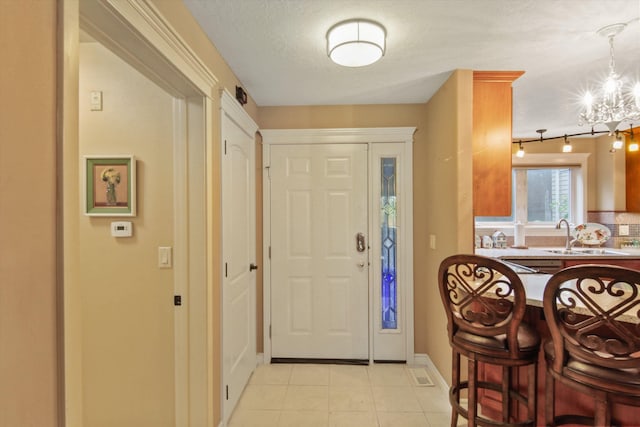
(111, 221, 133, 237)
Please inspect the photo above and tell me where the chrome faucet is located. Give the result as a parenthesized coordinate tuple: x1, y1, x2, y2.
(556, 219, 576, 251)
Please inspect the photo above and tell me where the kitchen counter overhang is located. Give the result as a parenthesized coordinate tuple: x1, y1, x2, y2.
(476, 247, 640, 274)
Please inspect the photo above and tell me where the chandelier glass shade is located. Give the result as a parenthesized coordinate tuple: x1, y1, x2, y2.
(579, 23, 640, 134)
(327, 20, 386, 67)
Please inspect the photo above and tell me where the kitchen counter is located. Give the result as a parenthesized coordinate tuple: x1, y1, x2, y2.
(476, 247, 640, 260)
(517, 273, 551, 308)
(476, 247, 640, 274)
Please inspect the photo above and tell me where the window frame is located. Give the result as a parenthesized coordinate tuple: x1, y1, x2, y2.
(475, 153, 590, 236)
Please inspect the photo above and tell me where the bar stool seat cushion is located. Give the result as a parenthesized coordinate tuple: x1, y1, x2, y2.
(544, 341, 640, 394)
(454, 324, 540, 356)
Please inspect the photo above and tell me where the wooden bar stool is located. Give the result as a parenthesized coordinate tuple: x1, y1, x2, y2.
(438, 254, 540, 427)
(543, 264, 640, 427)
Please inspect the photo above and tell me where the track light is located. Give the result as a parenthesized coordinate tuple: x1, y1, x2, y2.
(613, 131, 624, 150)
(562, 135, 573, 152)
(629, 125, 639, 152)
(516, 142, 525, 158)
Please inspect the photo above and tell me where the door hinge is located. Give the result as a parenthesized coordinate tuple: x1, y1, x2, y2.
(174, 295, 182, 306)
(268, 246, 271, 259)
(225, 262, 228, 278)
(224, 140, 227, 155)
(225, 385, 229, 400)
(269, 324, 272, 339)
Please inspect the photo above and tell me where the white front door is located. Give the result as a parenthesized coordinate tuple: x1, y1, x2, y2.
(221, 93, 257, 421)
(269, 144, 369, 360)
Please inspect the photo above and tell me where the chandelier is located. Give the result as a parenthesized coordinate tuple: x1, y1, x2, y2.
(579, 23, 640, 134)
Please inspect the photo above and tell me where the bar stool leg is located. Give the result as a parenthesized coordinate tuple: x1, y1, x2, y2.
(502, 366, 511, 423)
(451, 351, 460, 427)
(468, 357, 478, 427)
(527, 362, 537, 425)
(545, 369, 555, 427)
(594, 396, 610, 427)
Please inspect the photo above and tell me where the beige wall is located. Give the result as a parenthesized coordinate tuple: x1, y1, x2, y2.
(418, 70, 475, 380)
(78, 42, 176, 426)
(0, 1, 60, 426)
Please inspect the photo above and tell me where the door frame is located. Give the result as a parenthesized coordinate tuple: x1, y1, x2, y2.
(71, 1, 218, 425)
(261, 127, 416, 364)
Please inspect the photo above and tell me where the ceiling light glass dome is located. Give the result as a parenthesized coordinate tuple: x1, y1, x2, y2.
(326, 20, 386, 67)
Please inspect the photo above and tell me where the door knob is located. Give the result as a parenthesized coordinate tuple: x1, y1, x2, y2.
(249, 263, 258, 271)
(357, 261, 365, 268)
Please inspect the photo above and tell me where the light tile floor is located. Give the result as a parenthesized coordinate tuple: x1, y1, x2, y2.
(228, 363, 457, 427)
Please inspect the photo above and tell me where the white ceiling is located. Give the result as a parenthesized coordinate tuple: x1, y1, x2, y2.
(183, 0, 640, 138)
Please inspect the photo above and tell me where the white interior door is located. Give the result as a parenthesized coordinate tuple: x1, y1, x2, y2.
(221, 93, 257, 422)
(269, 144, 369, 360)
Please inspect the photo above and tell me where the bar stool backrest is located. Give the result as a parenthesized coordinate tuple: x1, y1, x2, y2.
(543, 264, 640, 373)
(438, 254, 528, 358)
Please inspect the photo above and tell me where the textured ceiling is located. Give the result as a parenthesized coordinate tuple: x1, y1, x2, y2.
(183, 0, 640, 138)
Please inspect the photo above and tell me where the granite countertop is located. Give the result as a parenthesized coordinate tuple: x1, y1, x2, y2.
(476, 247, 640, 260)
(474, 247, 640, 308)
(518, 274, 550, 308)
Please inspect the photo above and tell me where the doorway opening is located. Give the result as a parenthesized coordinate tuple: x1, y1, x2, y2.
(261, 128, 415, 364)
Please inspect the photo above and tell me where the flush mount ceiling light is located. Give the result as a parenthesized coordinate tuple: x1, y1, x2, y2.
(326, 19, 386, 67)
(579, 23, 640, 134)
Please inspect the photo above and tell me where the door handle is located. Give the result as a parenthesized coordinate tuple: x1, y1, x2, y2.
(249, 263, 258, 271)
(356, 232, 366, 252)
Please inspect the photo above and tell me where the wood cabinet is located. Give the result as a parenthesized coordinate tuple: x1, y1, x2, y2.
(473, 71, 524, 216)
(626, 129, 640, 212)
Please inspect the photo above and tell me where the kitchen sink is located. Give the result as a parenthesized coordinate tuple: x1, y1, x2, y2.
(544, 248, 629, 256)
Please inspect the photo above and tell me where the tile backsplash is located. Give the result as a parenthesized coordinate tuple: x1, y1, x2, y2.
(586, 211, 640, 248)
(475, 211, 640, 249)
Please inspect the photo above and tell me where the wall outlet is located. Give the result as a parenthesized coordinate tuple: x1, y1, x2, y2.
(619, 224, 630, 236)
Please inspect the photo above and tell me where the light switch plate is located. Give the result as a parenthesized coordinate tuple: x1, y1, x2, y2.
(158, 246, 172, 268)
(90, 90, 103, 111)
(619, 224, 630, 236)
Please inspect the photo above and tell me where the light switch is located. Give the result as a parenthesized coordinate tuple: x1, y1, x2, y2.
(429, 234, 436, 250)
(158, 246, 172, 268)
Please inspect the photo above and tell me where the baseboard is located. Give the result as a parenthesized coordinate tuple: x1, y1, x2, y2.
(256, 352, 264, 365)
(413, 353, 449, 390)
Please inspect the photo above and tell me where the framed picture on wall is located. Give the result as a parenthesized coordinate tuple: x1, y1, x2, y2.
(84, 155, 136, 216)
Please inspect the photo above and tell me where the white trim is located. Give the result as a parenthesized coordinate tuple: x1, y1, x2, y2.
(220, 90, 259, 136)
(79, 1, 218, 426)
(261, 127, 416, 145)
(87, 0, 218, 94)
(413, 353, 449, 390)
(262, 142, 272, 364)
(261, 128, 415, 364)
(172, 98, 189, 427)
(369, 143, 414, 363)
(512, 152, 590, 167)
